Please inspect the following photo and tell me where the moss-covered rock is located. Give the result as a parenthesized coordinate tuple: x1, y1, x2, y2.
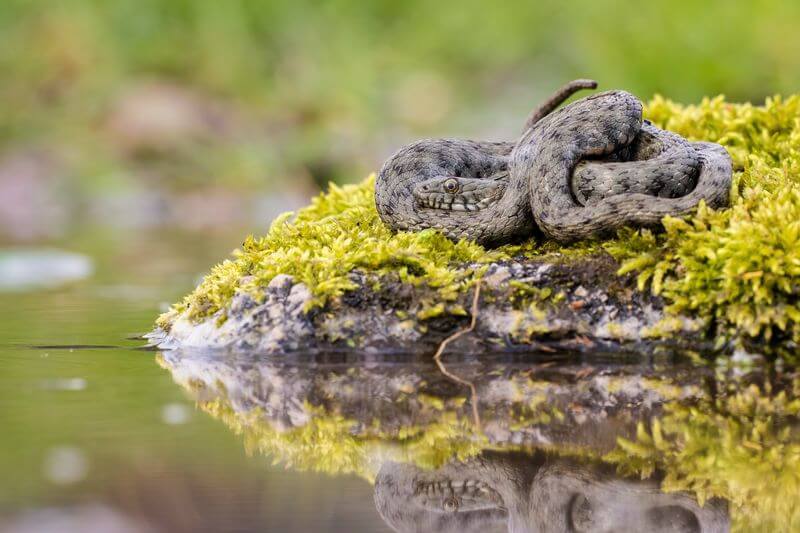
(153, 94, 800, 355)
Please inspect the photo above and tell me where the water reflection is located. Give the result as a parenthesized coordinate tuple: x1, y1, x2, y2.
(156, 349, 767, 531)
(376, 453, 728, 532)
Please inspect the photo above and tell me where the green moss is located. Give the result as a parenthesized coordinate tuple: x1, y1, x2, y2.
(415, 302, 468, 321)
(160, 177, 504, 325)
(603, 321, 628, 341)
(198, 396, 486, 482)
(161, 94, 800, 348)
(509, 281, 554, 308)
(606, 94, 800, 344)
(639, 316, 700, 339)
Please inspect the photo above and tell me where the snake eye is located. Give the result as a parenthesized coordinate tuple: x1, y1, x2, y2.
(443, 178, 460, 193)
(443, 497, 460, 512)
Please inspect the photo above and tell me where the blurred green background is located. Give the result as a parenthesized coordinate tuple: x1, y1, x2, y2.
(1, 0, 799, 243)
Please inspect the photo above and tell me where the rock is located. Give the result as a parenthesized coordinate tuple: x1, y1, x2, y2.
(158, 275, 315, 353)
(151, 167, 800, 355)
(152, 252, 702, 355)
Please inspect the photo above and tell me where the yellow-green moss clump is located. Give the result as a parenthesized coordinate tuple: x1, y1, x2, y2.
(158, 177, 505, 327)
(608, 94, 800, 345)
(160, 94, 800, 346)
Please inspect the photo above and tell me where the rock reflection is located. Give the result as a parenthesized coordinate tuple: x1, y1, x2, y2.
(158, 350, 709, 458)
(158, 349, 799, 531)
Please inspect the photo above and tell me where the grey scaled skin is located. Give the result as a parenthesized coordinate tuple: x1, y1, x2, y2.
(520, 89, 731, 242)
(375, 80, 732, 246)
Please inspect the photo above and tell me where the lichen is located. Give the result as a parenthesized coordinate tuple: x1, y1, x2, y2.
(160, 94, 800, 349)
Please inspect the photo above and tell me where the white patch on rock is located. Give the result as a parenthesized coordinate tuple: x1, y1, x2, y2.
(164, 275, 314, 352)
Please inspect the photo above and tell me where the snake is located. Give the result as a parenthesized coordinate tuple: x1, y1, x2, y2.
(374, 80, 732, 246)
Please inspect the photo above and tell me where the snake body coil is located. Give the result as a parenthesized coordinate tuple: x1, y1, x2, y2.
(375, 81, 732, 246)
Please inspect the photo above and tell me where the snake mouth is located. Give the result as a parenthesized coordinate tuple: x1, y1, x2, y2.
(417, 194, 498, 211)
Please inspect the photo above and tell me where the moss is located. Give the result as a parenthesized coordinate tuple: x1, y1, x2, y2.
(506, 304, 552, 343)
(415, 302, 468, 321)
(603, 321, 628, 341)
(160, 94, 800, 349)
(639, 316, 701, 339)
(606, 94, 800, 345)
(509, 281, 555, 309)
(159, 177, 504, 326)
(199, 396, 486, 482)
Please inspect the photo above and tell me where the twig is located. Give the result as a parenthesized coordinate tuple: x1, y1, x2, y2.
(432, 280, 483, 433)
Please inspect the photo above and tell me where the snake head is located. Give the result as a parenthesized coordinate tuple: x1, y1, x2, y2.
(413, 175, 506, 211)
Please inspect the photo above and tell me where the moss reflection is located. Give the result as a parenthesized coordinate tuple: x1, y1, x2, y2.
(159, 350, 800, 530)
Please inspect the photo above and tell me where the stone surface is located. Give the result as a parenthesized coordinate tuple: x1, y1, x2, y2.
(150, 252, 704, 355)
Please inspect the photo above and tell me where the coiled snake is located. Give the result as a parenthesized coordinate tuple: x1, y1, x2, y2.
(375, 80, 732, 246)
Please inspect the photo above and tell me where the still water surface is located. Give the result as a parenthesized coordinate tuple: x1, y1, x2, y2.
(0, 227, 389, 532)
(0, 226, 795, 532)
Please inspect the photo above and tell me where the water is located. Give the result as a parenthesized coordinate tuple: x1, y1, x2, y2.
(0, 227, 388, 532)
(0, 226, 797, 532)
